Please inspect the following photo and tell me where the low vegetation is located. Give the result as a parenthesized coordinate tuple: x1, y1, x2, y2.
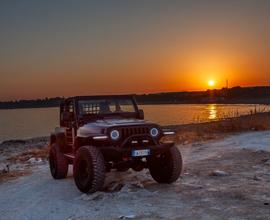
(165, 112, 270, 144)
(7, 147, 49, 163)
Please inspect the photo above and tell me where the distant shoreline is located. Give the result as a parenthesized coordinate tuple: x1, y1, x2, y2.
(0, 102, 269, 111)
(1, 86, 270, 110)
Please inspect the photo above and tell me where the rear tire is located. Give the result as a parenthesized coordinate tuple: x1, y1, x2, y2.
(148, 146, 182, 183)
(49, 143, 69, 179)
(74, 146, 105, 193)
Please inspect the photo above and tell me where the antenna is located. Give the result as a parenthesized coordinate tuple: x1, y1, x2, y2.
(226, 79, 229, 89)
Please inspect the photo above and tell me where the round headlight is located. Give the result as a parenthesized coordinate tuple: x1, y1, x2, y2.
(150, 128, 159, 137)
(110, 130, 120, 140)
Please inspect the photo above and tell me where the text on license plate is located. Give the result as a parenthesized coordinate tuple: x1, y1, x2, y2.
(131, 149, 151, 157)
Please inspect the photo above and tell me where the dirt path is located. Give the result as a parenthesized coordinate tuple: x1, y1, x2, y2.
(0, 132, 270, 220)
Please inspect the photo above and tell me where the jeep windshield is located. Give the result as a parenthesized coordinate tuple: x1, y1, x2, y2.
(77, 98, 137, 118)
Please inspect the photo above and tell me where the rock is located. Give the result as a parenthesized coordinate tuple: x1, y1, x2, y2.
(253, 175, 262, 181)
(1, 164, 10, 173)
(105, 182, 124, 192)
(80, 191, 104, 201)
(119, 214, 136, 219)
(255, 150, 267, 154)
(27, 157, 43, 164)
(36, 158, 43, 163)
(182, 183, 203, 190)
(131, 181, 144, 188)
(210, 170, 229, 177)
(1, 169, 8, 174)
(90, 193, 104, 201)
(264, 159, 270, 165)
(27, 158, 36, 164)
(80, 194, 89, 201)
(118, 184, 132, 194)
(118, 181, 144, 193)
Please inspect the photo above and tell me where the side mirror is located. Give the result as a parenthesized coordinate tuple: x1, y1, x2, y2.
(138, 109, 144, 120)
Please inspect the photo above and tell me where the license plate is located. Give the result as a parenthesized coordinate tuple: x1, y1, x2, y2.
(131, 149, 151, 157)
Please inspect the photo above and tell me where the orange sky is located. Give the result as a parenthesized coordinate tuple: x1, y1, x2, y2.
(0, 1, 270, 101)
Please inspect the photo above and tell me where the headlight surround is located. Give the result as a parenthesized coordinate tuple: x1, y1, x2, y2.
(110, 129, 120, 140)
(150, 127, 159, 137)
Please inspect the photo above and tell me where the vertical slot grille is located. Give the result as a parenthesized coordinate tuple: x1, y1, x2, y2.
(121, 126, 149, 139)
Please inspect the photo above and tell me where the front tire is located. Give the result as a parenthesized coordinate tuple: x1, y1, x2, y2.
(49, 143, 69, 179)
(74, 146, 106, 193)
(148, 146, 182, 183)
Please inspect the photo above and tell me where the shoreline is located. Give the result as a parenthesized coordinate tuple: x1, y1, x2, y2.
(167, 111, 270, 130)
(1, 111, 270, 145)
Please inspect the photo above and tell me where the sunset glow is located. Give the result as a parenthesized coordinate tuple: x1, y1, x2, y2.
(0, 1, 270, 101)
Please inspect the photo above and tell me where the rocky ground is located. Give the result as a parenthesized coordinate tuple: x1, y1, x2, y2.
(0, 131, 270, 220)
(0, 137, 49, 182)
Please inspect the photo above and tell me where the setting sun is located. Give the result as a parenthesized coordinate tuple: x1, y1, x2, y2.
(208, 80, 215, 87)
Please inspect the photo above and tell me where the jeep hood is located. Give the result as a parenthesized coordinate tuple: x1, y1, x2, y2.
(77, 118, 156, 137)
(94, 118, 148, 126)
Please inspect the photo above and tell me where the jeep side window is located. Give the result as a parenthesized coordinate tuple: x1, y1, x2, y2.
(61, 101, 74, 126)
(67, 102, 74, 121)
(69, 103, 74, 113)
(117, 100, 135, 112)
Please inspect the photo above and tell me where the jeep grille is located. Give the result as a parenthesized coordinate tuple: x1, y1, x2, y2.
(120, 126, 149, 139)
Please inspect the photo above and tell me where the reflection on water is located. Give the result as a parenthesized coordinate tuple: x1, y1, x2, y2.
(207, 104, 217, 120)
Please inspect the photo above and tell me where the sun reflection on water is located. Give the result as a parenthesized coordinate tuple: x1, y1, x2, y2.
(207, 104, 217, 120)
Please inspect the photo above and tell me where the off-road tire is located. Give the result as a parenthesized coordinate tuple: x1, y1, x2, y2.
(148, 146, 182, 183)
(49, 143, 69, 179)
(56, 132, 68, 153)
(74, 146, 106, 193)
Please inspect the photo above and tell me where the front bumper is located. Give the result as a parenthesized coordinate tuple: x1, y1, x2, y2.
(100, 142, 174, 161)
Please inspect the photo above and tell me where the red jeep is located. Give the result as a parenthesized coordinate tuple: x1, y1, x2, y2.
(49, 95, 182, 193)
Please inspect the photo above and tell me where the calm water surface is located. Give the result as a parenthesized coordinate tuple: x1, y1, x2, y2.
(0, 104, 268, 142)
